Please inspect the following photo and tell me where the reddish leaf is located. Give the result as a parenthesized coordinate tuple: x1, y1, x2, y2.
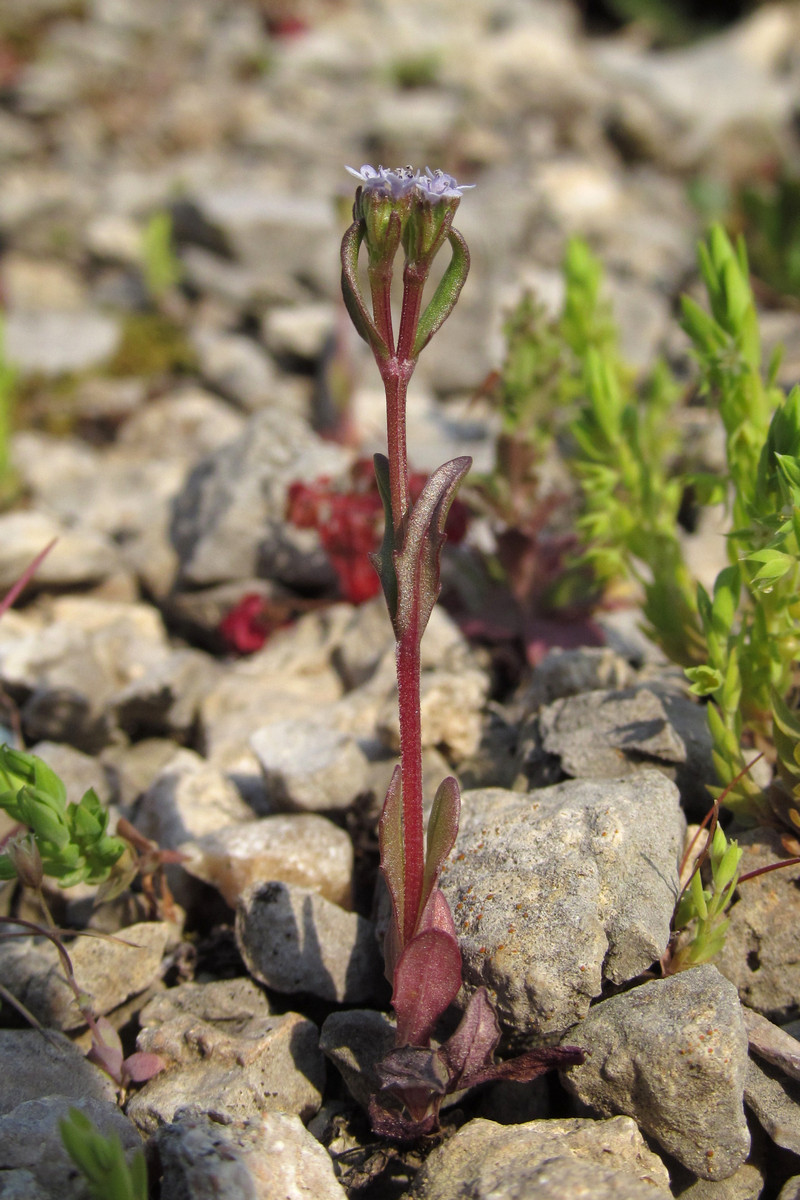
(462, 1043, 586, 1089)
(392, 927, 462, 1047)
(393, 456, 472, 642)
(124, 1050, 167, 1084)
(378, 766, 404, 979)
(439, 986, 500, 1089)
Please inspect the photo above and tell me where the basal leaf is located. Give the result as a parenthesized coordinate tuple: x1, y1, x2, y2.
(392, 926, 462, 1047)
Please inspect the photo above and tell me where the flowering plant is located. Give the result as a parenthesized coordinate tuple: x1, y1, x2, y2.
(341, 165, 583, 1140)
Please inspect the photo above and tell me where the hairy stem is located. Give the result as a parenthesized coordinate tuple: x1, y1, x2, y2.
(382, 362, 413, 540)
(397, 622, 423, 942)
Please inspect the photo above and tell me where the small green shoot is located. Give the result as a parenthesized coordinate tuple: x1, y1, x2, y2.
(141, 211, 182, 302)
(0, 745, 127, 888)
(59, 1107, 147, 1200)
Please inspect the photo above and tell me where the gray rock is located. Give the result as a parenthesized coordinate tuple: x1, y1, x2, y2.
(192, 186, 337, 300)
(0, 1169, 50, 1199)
(236, 881, 384, 1004)
(249, 719, 370, 812)
(192, 329, 278, 409)
(128, 1004, 324, 1134)
(0, 1029, 115, 1116)
(110, 647, 220, 741)
(440, 772, 684, 1039)
(0, 921, 169, 1030)
(151, 1110, 347, 1200)
(562, 964, 750, 1181)
(779, 1180, 800, 1200)
(0, 1095, 141, 1198)
(715, 828, 800, 1020)
(181, 812, 354, 909)
(745, 1055, 800, 1157)
(134, 749, 255, 849)
(409, 1115, 672, 1200)
(514, 647, 636, 714)
(670, 1161, 765, 1200)
(319, 1009, 396, 1110)
(0, 596, 171, 750)
(116, 386, 245, 461)
(137, 977, 274, 1025)
(261, 302, 335, 362)
(538, 686, 686, 776)
(170, 406, 352, 589)
(4, 309, 120, 375)
(530, 683, 715, 813)
(0, 510, 116, 592)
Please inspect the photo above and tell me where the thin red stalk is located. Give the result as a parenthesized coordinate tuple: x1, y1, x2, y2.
(397, 261, 427, 362)
(368, 260, 395, 356)
(739, 855, 800, 884)
(382, 366, 411, 539)
(397, 624, 423, 943)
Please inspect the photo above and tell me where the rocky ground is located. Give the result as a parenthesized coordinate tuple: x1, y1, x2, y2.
(2, 0, 800, 1197)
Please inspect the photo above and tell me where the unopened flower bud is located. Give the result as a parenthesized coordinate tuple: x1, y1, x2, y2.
(8, 832, 43, 889)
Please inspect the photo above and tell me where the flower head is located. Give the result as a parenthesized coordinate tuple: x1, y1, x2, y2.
(416, 166, 475, 203)
(346, 164, 419, 199)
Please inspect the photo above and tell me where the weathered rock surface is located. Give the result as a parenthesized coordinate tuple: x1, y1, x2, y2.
(250, 719, 370, 812)
(440, 772, 684, 1038)
(151, 1110, 347, 1200)
(715, 828, 800, 1020)
(170, 407, 352, 590)
(0, 1095, 142, 1198)
(0, 921, 169, 1030)
(181, 813, 355, 909)
(562, 964, 750, 1180)
(408, 1115, 672, 1200)
(236, 881, 384, 1004)
(128, 996, 324, 1134)
(0, 1029, 115, 1116)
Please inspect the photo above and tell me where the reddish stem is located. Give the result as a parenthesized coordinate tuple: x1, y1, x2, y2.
(397, 625, 424, 943)
(369, 259, 395, 357)
(397, 261, 427, 361)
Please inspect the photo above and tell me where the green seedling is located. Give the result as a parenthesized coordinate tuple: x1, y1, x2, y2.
(0, 745, 127, 889)
(59, 1107, 147, 1200)
(141, 210, 183, 302)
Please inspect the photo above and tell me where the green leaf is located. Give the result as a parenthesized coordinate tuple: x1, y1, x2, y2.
(686, 665, 723, 696)
(412, 227, 470, 357)
(370, 453, 399, 627)
(393, 455, 471, 643)
(378, 766, 405, 974)
(340, 221, 388, 360)
(746, 548, 794, 584)
(420, 776, 460, 923)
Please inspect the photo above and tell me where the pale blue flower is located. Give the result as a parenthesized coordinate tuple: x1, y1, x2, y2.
(345, 164, 419, 198)
(416, 167, 475, 203)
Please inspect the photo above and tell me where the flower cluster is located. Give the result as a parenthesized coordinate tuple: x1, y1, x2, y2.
(345, 164, 475, 203)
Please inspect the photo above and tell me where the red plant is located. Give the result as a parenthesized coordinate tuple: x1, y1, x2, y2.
(341, 165, 583, 1140)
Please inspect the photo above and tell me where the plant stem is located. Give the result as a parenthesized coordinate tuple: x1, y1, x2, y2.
(397, 624, 424, 943)
(383, 365, 412, 539)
